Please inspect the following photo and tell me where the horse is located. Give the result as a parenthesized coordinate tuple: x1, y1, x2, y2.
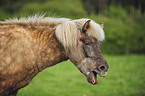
(0, 15, 109, 96)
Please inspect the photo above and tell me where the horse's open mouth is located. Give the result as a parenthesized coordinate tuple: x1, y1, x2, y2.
(87, 71, 98, 84)
(87, 70, 108, 85)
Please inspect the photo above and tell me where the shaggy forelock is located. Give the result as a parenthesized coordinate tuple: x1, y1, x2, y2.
(55, 18, 105, 49)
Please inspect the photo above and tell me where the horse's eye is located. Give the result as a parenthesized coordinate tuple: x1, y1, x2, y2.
(84, 41, 90, 45)
(99, 42, 101, 47)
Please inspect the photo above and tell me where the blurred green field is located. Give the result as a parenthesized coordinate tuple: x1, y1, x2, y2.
(0, 0, 145, 54)
(17, 55, 145, 96)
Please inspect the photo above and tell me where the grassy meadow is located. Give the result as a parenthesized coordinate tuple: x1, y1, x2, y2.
(17, 55, 145, 96)
(0, 0, 144, 96)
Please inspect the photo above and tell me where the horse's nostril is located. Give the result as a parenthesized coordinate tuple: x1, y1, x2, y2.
(98, 65, 106, 71)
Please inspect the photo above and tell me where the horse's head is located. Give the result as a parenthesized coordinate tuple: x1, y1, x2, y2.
(55, 19, 109, 84)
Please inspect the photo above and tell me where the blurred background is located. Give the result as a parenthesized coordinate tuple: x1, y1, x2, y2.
(0, 0, 145, 54)
(0, 0, 145, 96)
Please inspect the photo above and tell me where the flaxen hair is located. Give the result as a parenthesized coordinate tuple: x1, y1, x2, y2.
(4, 15, 105, 49)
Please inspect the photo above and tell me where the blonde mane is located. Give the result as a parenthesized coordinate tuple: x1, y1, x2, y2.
(55, 18, 105, 49)
(3, 15, 71, 26)
(2, 15, 105, 49)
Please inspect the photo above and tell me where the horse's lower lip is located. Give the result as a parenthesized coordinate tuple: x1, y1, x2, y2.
(92, 71, 98, 84)
(87, 71, 98, 85)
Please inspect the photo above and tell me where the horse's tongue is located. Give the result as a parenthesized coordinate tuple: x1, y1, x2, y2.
(92, 72, 98, 84)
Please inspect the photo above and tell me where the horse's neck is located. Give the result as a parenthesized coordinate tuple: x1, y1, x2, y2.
(30, 25, 68, 71)
(0, 24, 68, 95)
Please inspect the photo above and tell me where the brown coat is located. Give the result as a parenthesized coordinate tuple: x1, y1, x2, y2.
(0, 23, 68, 96)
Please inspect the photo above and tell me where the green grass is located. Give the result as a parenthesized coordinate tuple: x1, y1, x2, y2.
(17, 55, 145, 96)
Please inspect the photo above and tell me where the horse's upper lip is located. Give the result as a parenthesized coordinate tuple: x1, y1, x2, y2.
(92, 69, 107, 77)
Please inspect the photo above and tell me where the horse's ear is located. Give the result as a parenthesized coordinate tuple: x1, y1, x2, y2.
(100, 22, 104, 28)
(82, 20, 91, 33)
